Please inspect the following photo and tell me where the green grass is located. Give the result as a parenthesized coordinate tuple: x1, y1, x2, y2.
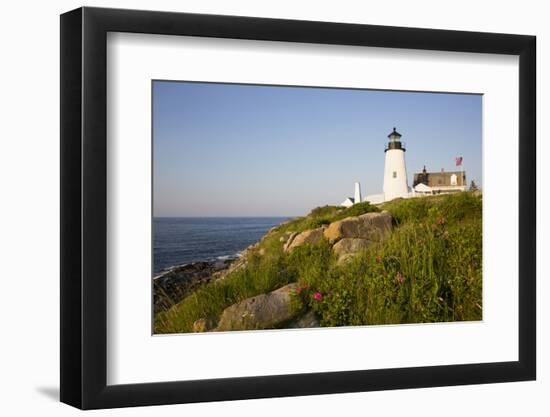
(155, 254, 294, 333)
(292, 216, 482, 326)
(380, 191, 482, 225)
(273, 201, 380, 235)
(154, 192, 482, 333)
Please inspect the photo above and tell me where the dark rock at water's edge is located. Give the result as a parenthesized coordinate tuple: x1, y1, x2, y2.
(288, 310, 321, 328)
(153, 260, 234, 314)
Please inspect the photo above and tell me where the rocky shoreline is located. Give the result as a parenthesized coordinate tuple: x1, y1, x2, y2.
(155, 210, 393, 331)
(153, 230, 280, 314)
(153, 259, 236, 313)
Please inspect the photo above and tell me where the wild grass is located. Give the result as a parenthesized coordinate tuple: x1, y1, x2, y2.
(154, 192, 482, 333)
(292, 215, 482, 326)
(155, 254, 294, 333)
(274, 201, 380, 234)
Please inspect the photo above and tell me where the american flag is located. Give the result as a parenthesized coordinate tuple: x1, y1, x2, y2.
(455, 156, 463, 167)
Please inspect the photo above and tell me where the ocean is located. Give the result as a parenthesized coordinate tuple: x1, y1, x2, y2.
(153, 217, 289, 274)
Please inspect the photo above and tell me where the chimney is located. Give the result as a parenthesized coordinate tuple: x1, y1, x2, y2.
(354, 182, 362, 204)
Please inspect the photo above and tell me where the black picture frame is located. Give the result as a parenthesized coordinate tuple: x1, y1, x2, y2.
(60, 6, 536, 410)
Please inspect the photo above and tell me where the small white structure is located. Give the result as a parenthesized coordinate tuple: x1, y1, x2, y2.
(383, 128, 410, 201)
(354, 182, 362, 204)
(340, 182, 363, 207)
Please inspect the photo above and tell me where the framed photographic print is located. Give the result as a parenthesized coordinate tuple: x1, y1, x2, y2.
(60, 6, 536, 409)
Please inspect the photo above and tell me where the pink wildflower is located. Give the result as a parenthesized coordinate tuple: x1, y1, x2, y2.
(437, 217, 445, 225)
(312, 292, 322, 301)
(396, 272, 405, 284)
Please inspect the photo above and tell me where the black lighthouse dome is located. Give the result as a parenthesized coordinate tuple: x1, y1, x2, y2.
(385, 127, 405, 152)
(388, 127, 402, 139)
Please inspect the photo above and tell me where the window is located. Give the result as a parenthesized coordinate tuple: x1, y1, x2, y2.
(450, 174, 457, 185)
(393, 171, 397, 178)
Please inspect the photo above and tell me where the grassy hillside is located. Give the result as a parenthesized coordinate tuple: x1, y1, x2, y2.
(155, 192, 482, 333)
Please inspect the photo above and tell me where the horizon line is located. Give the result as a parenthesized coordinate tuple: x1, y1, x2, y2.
(153, 215, 298, 218)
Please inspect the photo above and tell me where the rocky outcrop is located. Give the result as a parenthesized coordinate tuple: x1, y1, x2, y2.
(332, 238, 372, 257)
(283, 227, 326, 252)
(282, 232, 299, 252)
(323, 211, 392, 243)
(279, 231, 295, 243)
(216, 283, 299, 331)
(288, 310, 321, 328)
(192, 317, 215, 332)
(213, 255, 249, 282)
(154, 260, 233, 313)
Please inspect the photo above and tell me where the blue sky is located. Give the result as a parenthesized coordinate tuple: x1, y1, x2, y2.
(153, 81, 482, 217)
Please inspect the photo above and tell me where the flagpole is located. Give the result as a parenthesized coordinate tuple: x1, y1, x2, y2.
(461, 157, 464, 189)
(456, 156, 464, 189)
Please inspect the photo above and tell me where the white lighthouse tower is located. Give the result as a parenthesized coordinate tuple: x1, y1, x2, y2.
(383, 127, 409, 201)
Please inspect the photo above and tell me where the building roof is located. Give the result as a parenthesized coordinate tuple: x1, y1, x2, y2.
(414, 183, 432, 192)
(388, 127, 402, 138)
(340, 197, 355, 207)
(414, 170, 463, 177)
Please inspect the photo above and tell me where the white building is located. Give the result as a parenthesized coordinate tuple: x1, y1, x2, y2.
(340, 197, 355, 208)
(340, 182, 363, 207)
(340, 127, 467, 207)
(412, 182, 433, 196)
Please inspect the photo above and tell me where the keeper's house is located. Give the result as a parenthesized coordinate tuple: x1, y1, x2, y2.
(412, 166, 467, 196)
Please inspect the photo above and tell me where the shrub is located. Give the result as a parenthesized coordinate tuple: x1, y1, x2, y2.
(308, 217, 332, 229)
(308, 205, 342, 218)
(381, 196, 433, 224)
(382, 191, 481, 225)
(342, 201, 380, 218)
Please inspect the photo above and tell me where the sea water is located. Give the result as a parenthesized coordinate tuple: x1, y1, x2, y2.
(153, 217, 288, 274)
